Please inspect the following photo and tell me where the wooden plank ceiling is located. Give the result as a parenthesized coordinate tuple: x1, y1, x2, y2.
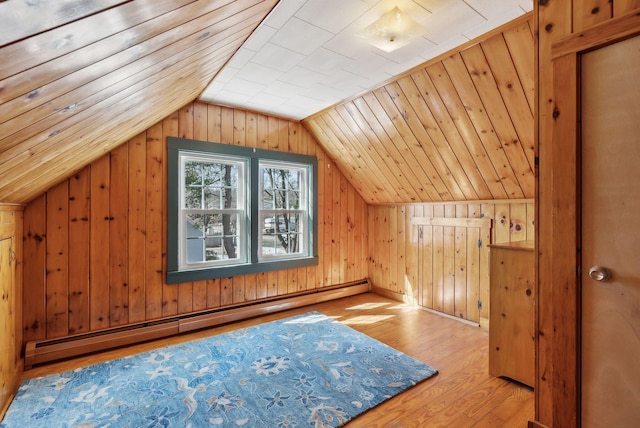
(303, 15, 535, 204)
(0, 0, 278, 204)
(0, 1, 534, 206)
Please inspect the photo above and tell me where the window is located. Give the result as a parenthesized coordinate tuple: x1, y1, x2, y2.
(259, 161, 309, 261)
(167, 137, 318, 283)
(179, 153, 247, 270)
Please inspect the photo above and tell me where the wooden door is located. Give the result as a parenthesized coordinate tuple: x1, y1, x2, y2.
(414, 217, 491, 324)
(581, 34, 640, 427)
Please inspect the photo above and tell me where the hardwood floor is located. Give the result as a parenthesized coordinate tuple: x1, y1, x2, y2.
(21, 292, 534, 427)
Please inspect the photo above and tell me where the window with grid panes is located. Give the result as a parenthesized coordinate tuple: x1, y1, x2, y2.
(167, 137, 318, 283)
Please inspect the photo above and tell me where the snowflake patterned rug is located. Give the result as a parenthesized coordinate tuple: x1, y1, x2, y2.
(1, 311, 437, 427)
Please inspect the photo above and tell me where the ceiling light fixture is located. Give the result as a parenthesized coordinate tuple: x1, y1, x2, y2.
(356, 6, 426, 53)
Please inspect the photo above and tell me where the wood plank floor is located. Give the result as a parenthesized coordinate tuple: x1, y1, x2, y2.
(21, 292, 534, 427)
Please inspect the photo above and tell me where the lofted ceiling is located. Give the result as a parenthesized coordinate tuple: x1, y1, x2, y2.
(200, 0, 532, 120)
(0, 0, 534, 206)
(304, 14, 535, 203)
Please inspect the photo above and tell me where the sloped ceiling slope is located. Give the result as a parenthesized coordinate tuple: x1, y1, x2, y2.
(303, 14, 534, 204)
(0, 0, 278, 204)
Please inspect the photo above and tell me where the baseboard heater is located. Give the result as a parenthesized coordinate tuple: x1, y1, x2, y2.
(25, 280, 371, 368)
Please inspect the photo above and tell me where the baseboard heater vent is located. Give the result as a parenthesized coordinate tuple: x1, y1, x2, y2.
(24, 280, 370, 368)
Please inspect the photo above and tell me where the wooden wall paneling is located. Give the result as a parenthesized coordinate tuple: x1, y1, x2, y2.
(68, 169, 90, 334)
(89, 156, 111, 330)
(388, 84, 459, 202)
(387, 206, 398, 293)
(0, 42, 238, 203)
(493, 203, 511, 244)
(1, 0, 271, 123)
(45, 182, 69, 339)
(371, 201, 531, 322)
(466, 226, 481, 324)
(442, 205, 456, 316)
(22, 195, 46, 342)
(351, 97, 422, 202)
(128, 132, 147, 323)
(442, 54, 520, 199)
(536, 0, 574, 425)
(20, 102, 369, 354)
(454, 223, 468, 319)
(359, 192, 368, 281)
(220, 277, 233, 307)
(366, 90, 439, 201)
(346, 184, 356, 284)
(108, 143, 129, 327)
(509, 202, 528, 242)
(574, 0, 613, 30)
(331, 162, 342, 284)
(309, 129, 323, 290)
(370, 206, 380, 287)
(319, 112, 389, 202)
(322, 157, 333, 287)
(503, 19, 536, 114)
(303, 136, 317, 289)
(459, 45, 533, 198)
(414, 69, 490, 200)
(376, 85, 449, 202)
(480, 203, 495, 325)
(481, 34, 535, 172)
(340, 103, 415, 202)
(0, 0, 191, 80)
(419, 205, 433, 308)
(332, 106, 407, 202)
(206, 277, 222, 309)
(0, 0, 129, 47)
(162, 111, 180, 317)
(0, 15, 257, 202)
(406, 206, 419, 304)
(396, 74, 475, 201)
(432, 205, 445, 313)
(526, 201, 535, 241)
(0, 1, 239, 143)
(436, 58, 509, 200)
(145, 122, 165, 319)
(396, 206, 407, 299)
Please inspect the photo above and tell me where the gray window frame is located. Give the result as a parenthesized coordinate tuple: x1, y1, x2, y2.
(167, 137, 318, 284)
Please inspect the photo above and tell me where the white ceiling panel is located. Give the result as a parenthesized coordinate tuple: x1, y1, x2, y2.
(199, 0, 533, 120)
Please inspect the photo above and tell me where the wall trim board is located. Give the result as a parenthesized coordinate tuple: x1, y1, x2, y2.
(410, 217, 492, 228)
(24, 280, 370, 368)
(371, 285, 483, 328)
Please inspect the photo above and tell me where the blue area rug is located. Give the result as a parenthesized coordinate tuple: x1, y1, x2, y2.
(1, 311, 437, 427)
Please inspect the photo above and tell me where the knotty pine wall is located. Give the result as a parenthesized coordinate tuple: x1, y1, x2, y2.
(368, 200, 533, 325)
(21, 102, 368, 343)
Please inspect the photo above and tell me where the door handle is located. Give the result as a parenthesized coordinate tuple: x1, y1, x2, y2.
(588, 266, 612, 282)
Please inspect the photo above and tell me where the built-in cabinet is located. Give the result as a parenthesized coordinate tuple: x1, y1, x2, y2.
(0, 204, 23, 418)
(488, 241, 535, 387)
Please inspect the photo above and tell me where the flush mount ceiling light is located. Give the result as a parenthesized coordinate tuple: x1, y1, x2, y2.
(356, 6, 426, 53)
